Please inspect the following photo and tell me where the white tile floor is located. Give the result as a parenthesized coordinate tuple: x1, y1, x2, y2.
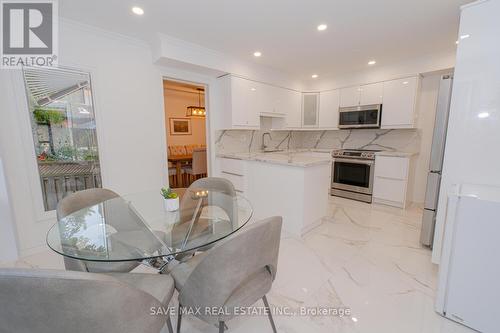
(3, 197, 476, 333)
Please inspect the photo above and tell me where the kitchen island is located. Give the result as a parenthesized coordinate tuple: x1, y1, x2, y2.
(217, 150, 331, 236)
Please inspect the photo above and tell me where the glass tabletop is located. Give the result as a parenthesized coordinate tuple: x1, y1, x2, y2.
(46, 187, 253, 262)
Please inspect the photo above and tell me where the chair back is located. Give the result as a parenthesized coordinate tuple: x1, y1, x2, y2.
(56, 188, 139, 273)
(0, 268, 166, 333)
(168, 145, 187, 156)
(178, 216, 282, 323)
(57, 188, 119, 219)
(184, 144, 199, 154)
(190, 148, 207, 175)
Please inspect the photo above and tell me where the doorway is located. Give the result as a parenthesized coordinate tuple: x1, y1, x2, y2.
(163, 79, 208, 188)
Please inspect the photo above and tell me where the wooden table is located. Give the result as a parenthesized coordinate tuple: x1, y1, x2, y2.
(168, 154, 192, 187)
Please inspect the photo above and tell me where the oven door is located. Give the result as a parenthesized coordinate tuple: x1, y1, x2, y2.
(332, 158, 375, 194)
(338, 104, 381, 128)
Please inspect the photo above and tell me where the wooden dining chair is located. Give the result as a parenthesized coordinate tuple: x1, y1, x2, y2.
(168, 145, 187, 156)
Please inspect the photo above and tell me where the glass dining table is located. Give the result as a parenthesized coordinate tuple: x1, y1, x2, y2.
(46, 187, 253, 272)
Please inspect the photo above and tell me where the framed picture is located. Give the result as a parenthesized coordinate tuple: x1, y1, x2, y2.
(169, 118, 192, 135)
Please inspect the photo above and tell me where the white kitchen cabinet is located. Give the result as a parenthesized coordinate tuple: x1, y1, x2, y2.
(339, 86, 361, 107)
(218, 75, 261, 128)
(318, 90, 339, 128)
(340, 82, 383, 107)
(373, 154, 415, 208)
(359, 82, 384, 105)
(283, 89, 302, 128)
(381, 76, 420, 129)
(302, 93, 319, 127)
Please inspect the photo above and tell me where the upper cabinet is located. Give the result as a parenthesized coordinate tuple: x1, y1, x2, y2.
(359, 82, 384, 105)
(302, 93, 319, 127)
(381, 76, 420, 129)
(339, 86, 361, 107)
(319, 90, 340, 129)
(283, 89, 302, 128)
(340, 82, 383, 107)
(218, 75, 260, 128)
(217, 74, 420, 130)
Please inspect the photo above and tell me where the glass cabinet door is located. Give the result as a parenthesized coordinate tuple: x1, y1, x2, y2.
(302, 93, 319, 127)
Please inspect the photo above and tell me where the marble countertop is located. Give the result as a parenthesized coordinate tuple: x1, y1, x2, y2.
(217, 150, 332, 167)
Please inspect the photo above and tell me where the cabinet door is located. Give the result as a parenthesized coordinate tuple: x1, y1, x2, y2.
(339, 86, 361, 107)
(319, 90, 340, 128)
(284, 90, 302, 128)
(381, 77, 418, 128)
(374, 156, 409, 180)
(373, 177, 407, 203)
(231, 76, 260, 127)
(302, 93, 319, 127)
(359, 82, 383, 105)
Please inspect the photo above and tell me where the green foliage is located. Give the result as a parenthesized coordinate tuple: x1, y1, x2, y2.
(33, 108, 65, 125)
(161, 187, 178, 199)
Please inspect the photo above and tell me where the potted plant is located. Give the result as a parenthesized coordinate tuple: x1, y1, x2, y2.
(161, 187, 179, 211)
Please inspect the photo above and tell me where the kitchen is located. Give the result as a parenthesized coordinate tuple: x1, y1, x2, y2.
(1, 0, 498, 332)
(215, 73, 438, 239)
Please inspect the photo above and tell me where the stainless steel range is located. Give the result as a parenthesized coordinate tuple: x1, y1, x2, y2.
(331, 149, 380, 203)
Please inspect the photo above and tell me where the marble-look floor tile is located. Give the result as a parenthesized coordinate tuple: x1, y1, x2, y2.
(4, 196, 475, 333)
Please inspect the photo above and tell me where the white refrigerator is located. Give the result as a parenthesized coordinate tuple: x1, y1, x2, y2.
(435, 0, 500, 332)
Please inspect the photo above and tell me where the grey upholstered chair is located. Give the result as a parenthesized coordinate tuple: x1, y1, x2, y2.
(56, 188, 139, 273)
(173, 177, 237, 261)
(0, 268, 175, 333)
(182, 148, 207, 184)
(170, 216, 283, 333)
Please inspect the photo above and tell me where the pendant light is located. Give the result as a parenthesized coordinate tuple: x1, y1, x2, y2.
(186, 88, 206, 117)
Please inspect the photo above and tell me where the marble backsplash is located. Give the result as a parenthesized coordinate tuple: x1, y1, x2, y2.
(215, 128, 421, 154)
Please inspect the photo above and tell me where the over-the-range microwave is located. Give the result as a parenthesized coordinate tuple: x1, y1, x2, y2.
(338, 104, 382, 129)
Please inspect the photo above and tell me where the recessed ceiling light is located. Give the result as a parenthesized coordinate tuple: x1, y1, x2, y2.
(460, 34, 470, 40)
(403, 81, 409, 85)
(250, 87, 256, 91)
(455, 40, 459, 45)
(132, 6, 144, 15)
(311, 74, 318, 78)
(253, 51, 262, 57)
(478, 112, 490, 118)
(368, 60, 376, 65)
(317, 24, 327, 31)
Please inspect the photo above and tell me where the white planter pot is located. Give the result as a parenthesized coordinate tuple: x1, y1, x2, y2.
(163, 197, 179, 212)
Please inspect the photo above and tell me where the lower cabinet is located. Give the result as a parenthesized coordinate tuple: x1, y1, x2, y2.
(372, 155, 414, 208)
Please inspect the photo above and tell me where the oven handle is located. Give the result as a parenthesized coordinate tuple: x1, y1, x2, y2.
(333, 158, 374, 166)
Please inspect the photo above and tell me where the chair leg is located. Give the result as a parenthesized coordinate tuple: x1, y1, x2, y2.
(166, 315, 174, 333)
(218, 321, 225, 333)
(262, 295, 277, 333)
(176, 304, 182, 333)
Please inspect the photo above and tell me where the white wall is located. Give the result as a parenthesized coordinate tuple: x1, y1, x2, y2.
(163, 84, 206, 147)
(0, 20, 170, 254)
(0, 157, 19, 263)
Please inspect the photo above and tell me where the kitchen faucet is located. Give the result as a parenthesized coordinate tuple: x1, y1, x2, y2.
(261, 132, 272, 151)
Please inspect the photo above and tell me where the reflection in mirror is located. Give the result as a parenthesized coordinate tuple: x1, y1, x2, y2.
(23, 67, 102, 211)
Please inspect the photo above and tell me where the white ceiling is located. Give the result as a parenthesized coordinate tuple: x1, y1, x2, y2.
(60, 0, 472, 80)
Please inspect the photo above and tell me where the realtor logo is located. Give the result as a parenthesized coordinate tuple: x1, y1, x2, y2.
(1, 0, 58, 68)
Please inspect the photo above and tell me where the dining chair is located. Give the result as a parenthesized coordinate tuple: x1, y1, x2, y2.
(170, 216, 283, 333)
(172, 177, 237, 261)
(182, 148, 207, 185)
(56, 188, 140, 273)
(184, 144, 200, 155)
(0, 268, 175, 333)
(168, 145, 187, 156)
(169, 166, 178, 187)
